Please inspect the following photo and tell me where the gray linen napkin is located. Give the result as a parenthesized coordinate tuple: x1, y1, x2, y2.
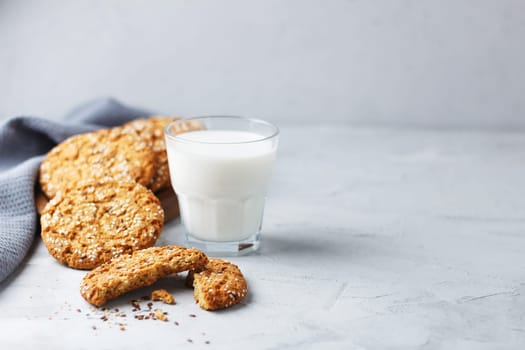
(0, 98, 152, 283)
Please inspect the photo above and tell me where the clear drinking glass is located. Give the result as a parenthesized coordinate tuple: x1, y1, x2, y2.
(165, 116, 279, 256)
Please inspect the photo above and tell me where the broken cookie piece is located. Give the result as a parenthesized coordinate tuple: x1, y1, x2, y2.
(153, 308, 168, 321)
(152, 289, 176, 305)
(187, 258, 248, 311)
(80, 246, 207, 307)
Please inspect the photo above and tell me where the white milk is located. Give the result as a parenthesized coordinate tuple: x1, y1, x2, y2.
(165, 130, 277, 242)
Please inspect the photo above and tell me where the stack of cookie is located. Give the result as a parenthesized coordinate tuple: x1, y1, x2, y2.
(38, 116, 202, 270)
(37, 117, 248, 311)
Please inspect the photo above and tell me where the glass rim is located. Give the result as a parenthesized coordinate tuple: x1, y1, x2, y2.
(164, 115, 280, 145)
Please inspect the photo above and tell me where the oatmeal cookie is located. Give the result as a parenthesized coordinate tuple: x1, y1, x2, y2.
(39, 128, 156, 198)
(40, 181, 164, 270)
(80, 246, 208, 307)
(187, 258, 248, 311)
(121, 117, 204, 191)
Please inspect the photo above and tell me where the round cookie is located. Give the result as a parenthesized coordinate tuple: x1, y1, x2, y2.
(39, 128, 156, 198)
(121, 117, 180, 192)
(41, 181, 165, 270)
(187, 258, 248, 310)
(121, 117, 205, 192)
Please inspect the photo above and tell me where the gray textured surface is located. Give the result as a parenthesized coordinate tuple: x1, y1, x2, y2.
(1, 0, 525, 128)
(1, 124, 524, 349)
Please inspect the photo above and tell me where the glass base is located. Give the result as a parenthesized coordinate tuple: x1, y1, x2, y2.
(185, 232, 261, 257)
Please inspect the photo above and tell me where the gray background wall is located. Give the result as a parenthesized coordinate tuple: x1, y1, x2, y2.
(1, 0, 524, 128)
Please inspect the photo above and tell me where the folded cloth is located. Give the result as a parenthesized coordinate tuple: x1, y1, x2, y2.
(0, 98, 152, 284)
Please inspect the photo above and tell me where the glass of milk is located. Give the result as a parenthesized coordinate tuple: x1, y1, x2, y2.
(165, 116, 279, 256)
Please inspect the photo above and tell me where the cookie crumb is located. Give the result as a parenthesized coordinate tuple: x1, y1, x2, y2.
(154, 308, 168, 321)
(152, 289, 176, 304)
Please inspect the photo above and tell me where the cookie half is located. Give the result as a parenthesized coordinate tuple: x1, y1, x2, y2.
(80, 246, 208, 307)
(187, 259, 248, 310)
(120, 117, 205, 191)
(41, 181, 164, 269)
(39, 128, 156, 198)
